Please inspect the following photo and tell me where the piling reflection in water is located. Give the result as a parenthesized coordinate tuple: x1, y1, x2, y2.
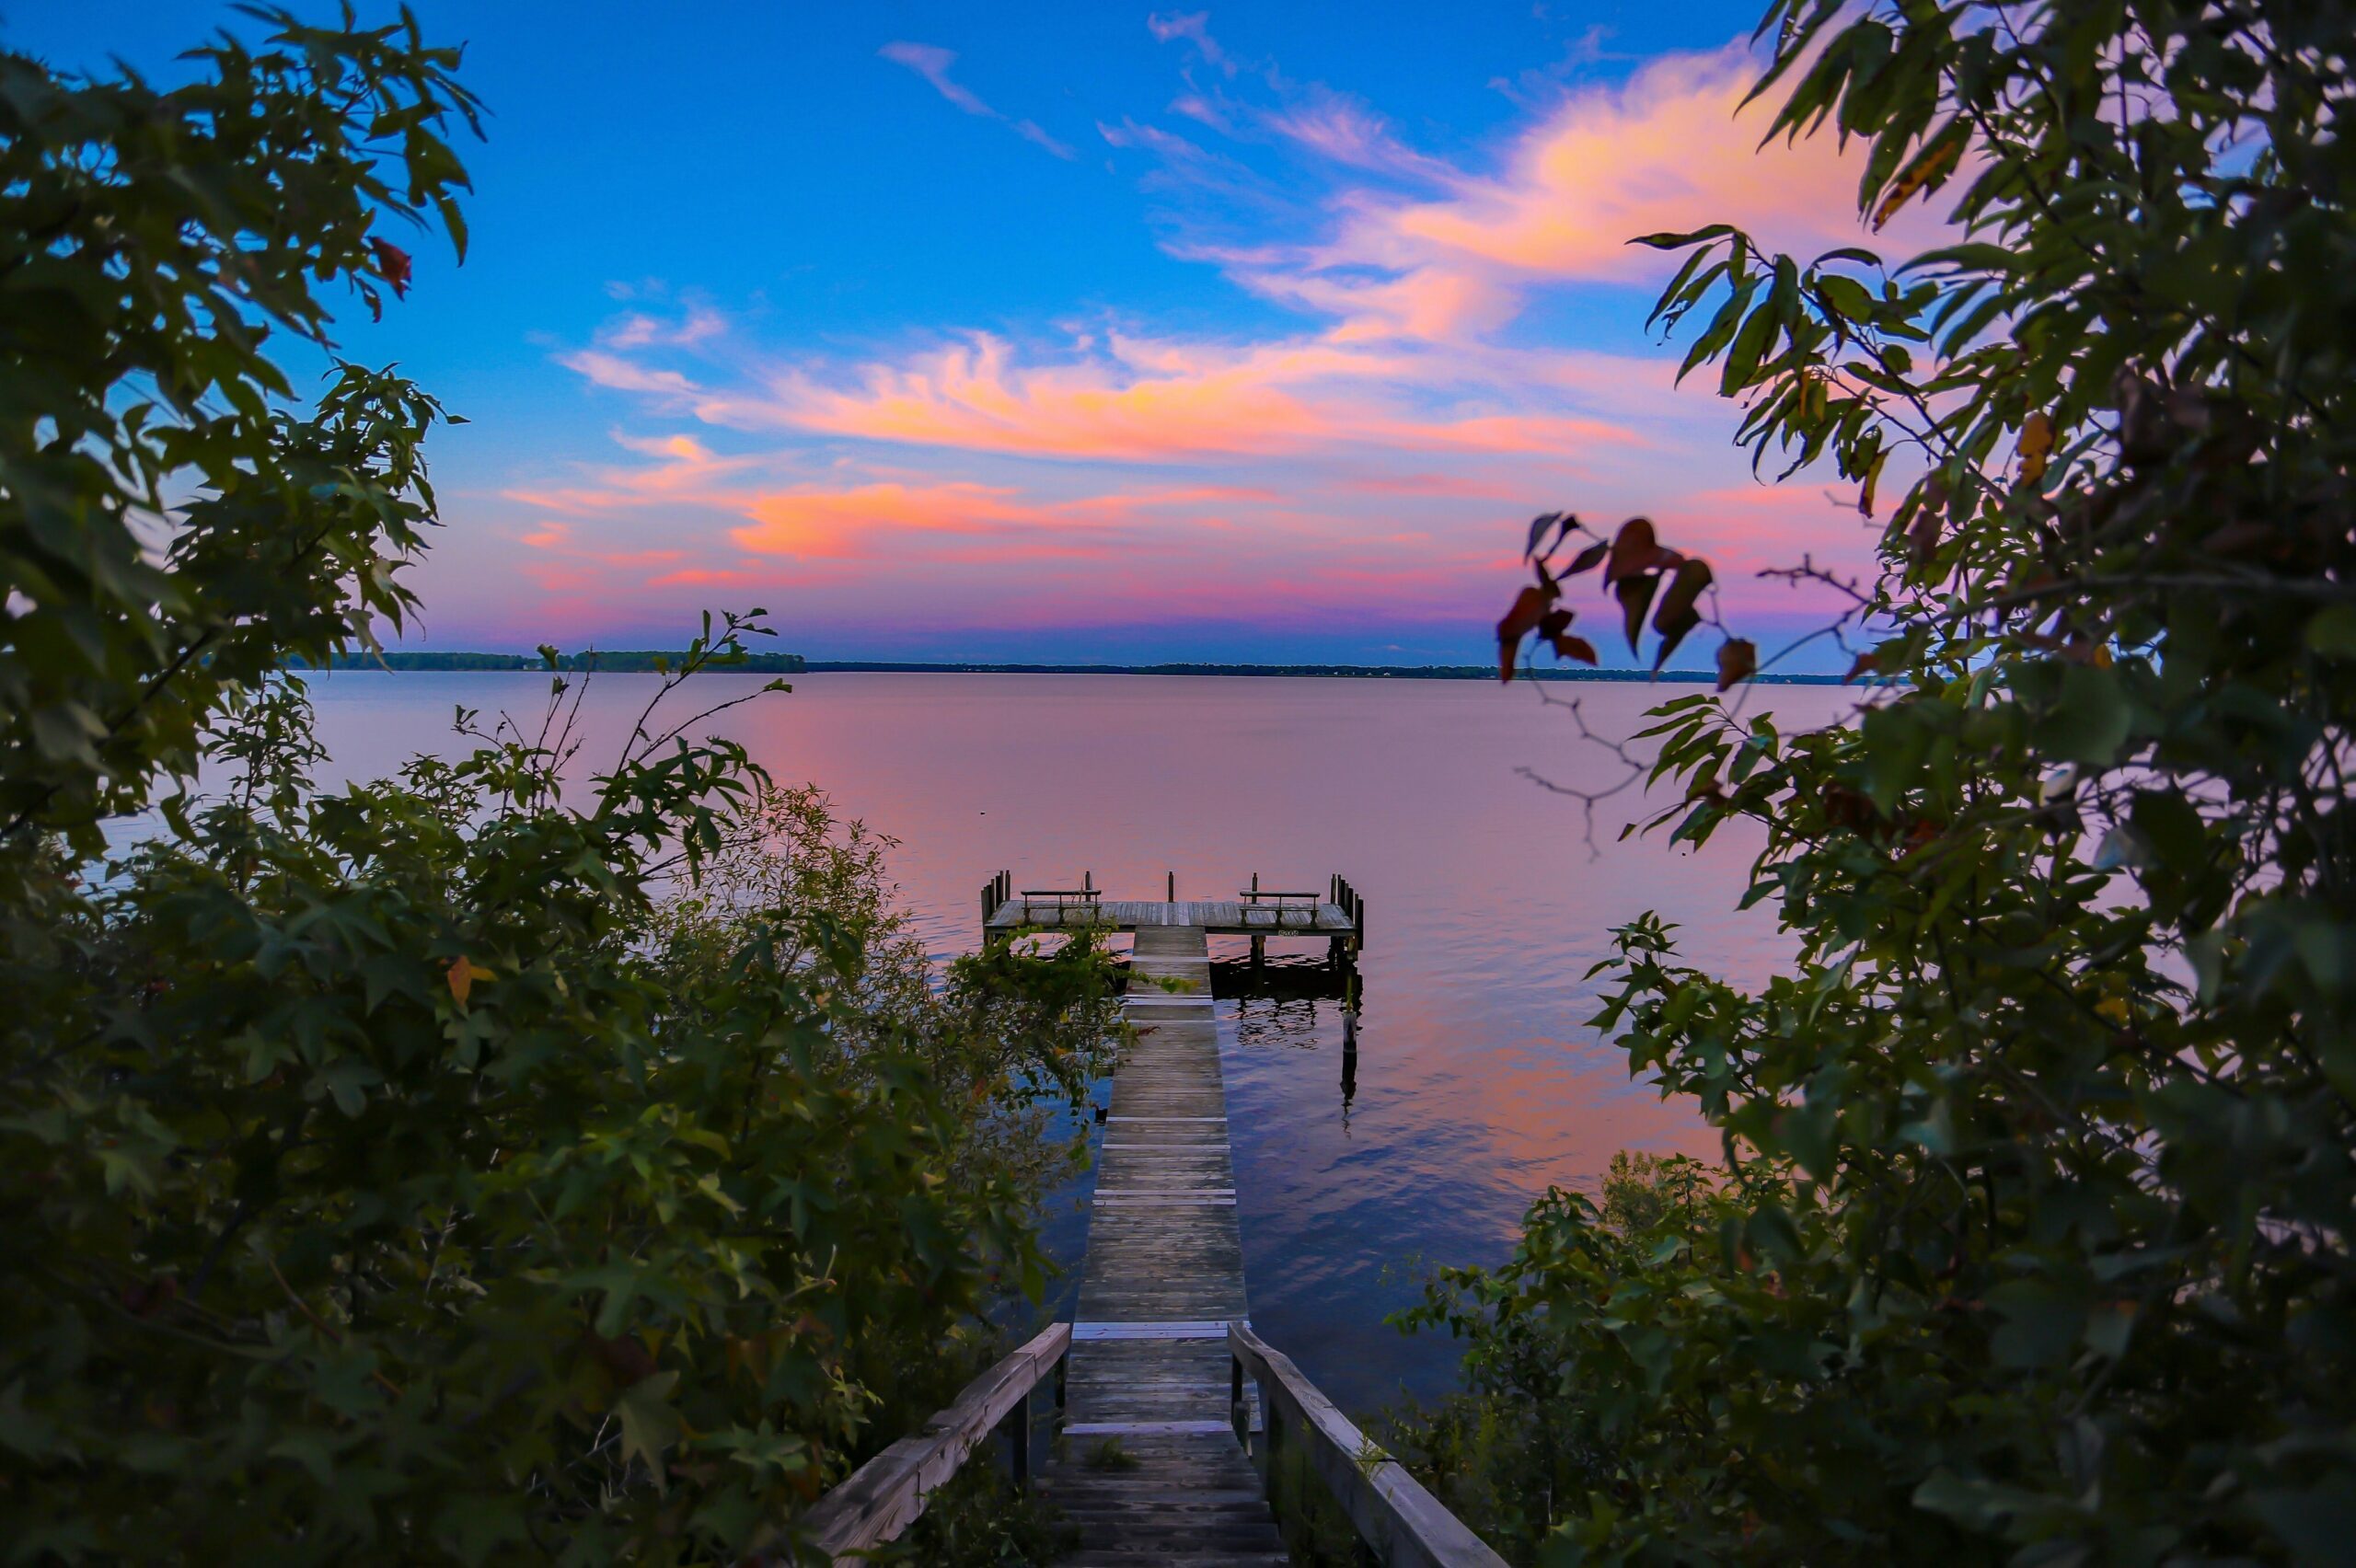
(1213, 960, 1362, 1121)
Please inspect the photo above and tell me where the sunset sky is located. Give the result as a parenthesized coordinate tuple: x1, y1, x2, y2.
(25, 2, 1930, 667)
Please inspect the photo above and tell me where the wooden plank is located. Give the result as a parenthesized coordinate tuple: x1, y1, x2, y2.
(790, 1321, 1069, 1564)
(1042, 923, 1288, 1562)
(1067, 1421, 1233, 1436)
(1071, 1320, 1237, 1341)
(1228, 1322, 1508, 1568)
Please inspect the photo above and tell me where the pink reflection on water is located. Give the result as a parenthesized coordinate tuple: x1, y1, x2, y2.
(300, 671, 1848, 1408)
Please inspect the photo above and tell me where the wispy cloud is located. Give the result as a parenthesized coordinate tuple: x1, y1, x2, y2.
(1259, 92, 1455, 184)
(664, 329, 1643, 463)
(879, 40, 1076, 159)
(878, 41, 991, 115)
(1146, 11, 1234, 75)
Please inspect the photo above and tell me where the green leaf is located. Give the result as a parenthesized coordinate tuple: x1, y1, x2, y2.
(614, 1372, 683, 1492)
(2304, 604, 2356, 658)
(2034, 664, 2131, 767)
(1987, 1280, 2085, 1368)
(2251, 1489, 2356, 1568)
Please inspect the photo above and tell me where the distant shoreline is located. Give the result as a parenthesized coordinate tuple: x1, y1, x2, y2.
(313, 652, 1848, 685)
(801, 661, 1849, 684)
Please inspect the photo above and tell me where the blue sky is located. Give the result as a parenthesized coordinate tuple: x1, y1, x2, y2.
(15, 2, 1914, 667)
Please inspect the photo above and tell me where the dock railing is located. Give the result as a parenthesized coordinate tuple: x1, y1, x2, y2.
(1229, 1321, 1507, 1568)
(767, 1322, 1069, 1566)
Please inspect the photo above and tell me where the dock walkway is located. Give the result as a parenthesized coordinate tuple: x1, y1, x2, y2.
(796, 876, 1505, 1568)
(1040, 925, 1288, 1565)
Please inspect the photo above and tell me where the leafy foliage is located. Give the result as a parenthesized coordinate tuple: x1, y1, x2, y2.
(0, 6, 475, 861)
(1469, 1, 2356, 1562)
(0, 15, 1121, 1562)
(1382, 1154, 1714, 1562)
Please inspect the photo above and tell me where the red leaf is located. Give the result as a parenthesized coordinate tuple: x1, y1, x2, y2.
(1615, 572, 1662, 653)
(1537, 607, 1574, 640)
(581, 1331, 659, 1388)
(1553, 633, 1599, 665)
(1564, 539, 1611, 577)
(1717, 638, 1758, 691)
(1845, 651, 1878, 682)
(1603, 518, 1659, 585)
(369, 236, 413, 299)
(1496, 582, 1557, 681)
(1652, 558, 1715, 667)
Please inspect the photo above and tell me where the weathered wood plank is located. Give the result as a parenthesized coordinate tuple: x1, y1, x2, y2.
(1042, 925, 1288, 1562)
(1228, 1322, 1508, 1568)
(786, 1321, 1069, 1564)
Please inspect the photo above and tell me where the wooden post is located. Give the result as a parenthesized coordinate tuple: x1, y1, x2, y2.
(1251, 934, 1265, 966)
(1263, 1373, 1280, 1478)
(1001, 1385, 1032, 1491)
(1167, 870, 1175, 900)
(1230, 1349, 1247, 1451)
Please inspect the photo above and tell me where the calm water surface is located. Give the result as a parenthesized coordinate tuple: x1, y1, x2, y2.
(294, 672, 1849, 1414)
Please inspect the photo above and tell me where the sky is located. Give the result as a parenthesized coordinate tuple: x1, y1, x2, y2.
(14, 2, 1930, 668)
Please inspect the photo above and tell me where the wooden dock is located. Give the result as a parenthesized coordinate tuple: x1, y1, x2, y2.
(980, 870, 1367, 963)
(990, 898, 1355, 934)
(795, 875, 1506, 1568)
(1040, 923, 1288, 1564)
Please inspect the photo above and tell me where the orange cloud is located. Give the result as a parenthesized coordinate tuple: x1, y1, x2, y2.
(680, 331, 1647, 465)
(733, 480, 1132, 561)
(648, 566, 768, 588)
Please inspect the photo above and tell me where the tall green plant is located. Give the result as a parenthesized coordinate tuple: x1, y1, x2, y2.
(0, 14, 1123, 1561)
(1469, 1, 2356, 1562)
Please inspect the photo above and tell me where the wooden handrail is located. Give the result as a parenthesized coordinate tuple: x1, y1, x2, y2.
(1236, 889, 1323, 901)
(1228, 1322, 1506, 1568)
(773, 1321, 1070, 1565)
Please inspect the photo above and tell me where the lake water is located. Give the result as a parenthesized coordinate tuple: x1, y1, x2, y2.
(292, 671, 1849, 1415)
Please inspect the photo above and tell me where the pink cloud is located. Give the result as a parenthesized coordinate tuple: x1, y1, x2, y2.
(1323, 43, 1944, 290)
(600, 305, 725, 351)
(560, 350, 702, 400)
(728, 479, 1289, 562)
(879, 41, 1074, 159)
(879, 41, 992, 116)
(1147, 11, 1233, 75)
(678, 331, 1646, 464)
(1261, 93, 1454, 183)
